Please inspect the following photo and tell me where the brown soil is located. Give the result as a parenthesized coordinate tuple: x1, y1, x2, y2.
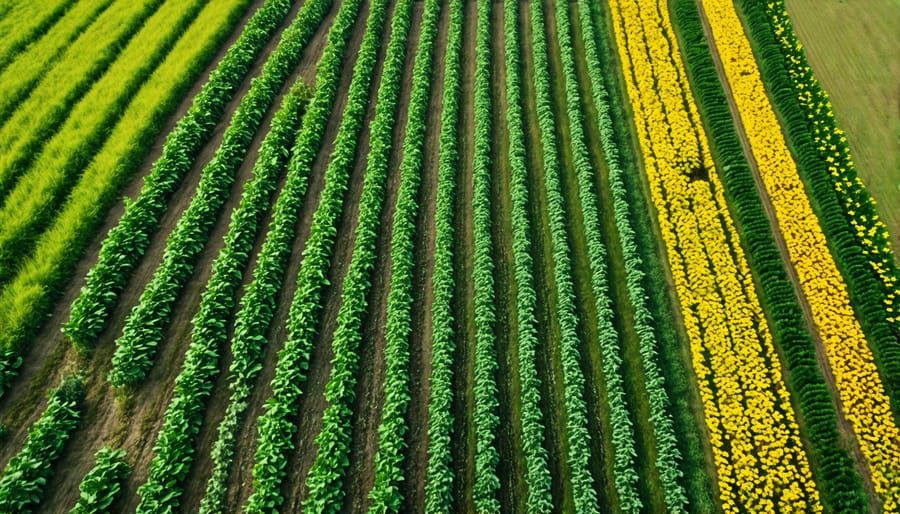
(0, 0, 337, 510)
(399, 0, 448, 509)
(694, 0, 879, 509)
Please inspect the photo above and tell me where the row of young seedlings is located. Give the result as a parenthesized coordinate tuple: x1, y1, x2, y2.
(471, 0, 502, 511)
(501, 0, 553, 510)
(365, 0, 441, 510)
(0, 376, 83, 513)
(0, 0, 213, 284)
(301, 0, 415, 509)
(573, 0, 687, 509)
(70, 447, 130, 514)
(132, 83, 311, 514)
(61, 0, 299, 351)
(197, 0, 368, 510)
(422, 0, 463, 510)
(103, 0, 333, 389)
(242, 0, 387, 508)
(0, 0, 256, 392)
(528, 1, 600, 511)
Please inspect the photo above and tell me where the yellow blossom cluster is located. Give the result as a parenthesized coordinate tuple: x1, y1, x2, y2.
(701, 0, 900, 509)
(607, 0, 820, 511)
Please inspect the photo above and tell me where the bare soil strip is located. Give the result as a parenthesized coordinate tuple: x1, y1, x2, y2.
(694, 0, 878, 508)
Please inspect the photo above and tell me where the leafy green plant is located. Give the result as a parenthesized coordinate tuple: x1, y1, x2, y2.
(70, 447, 130, 514)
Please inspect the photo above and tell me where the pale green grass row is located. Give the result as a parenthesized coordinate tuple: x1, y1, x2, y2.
(0, 0, 70, 70)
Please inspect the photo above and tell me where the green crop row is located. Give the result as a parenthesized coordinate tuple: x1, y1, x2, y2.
(197, 0, 367, 510)
(671, 1, 867, 510)
(241, 0, 385, 508)
(529, 1, 599, 511)
(133, 84, 310, 514)
(0, 0, 209, 283)
(573, 0, 687, 509)
(60, 0, 295, 351)
(301, 0, 414, 510)
(70, 447, 130, 514)
(0, 0, 166, 195)
(471, 0, 501, 511)
(0, 376, 83, 513)
(0, 0, 70, 71)
(366, 0, 440, 510)
(422, 0, 463, 511)
(105, 0, 332, 390)
(501, 0, 553, 511)
(0, 0, 256, 392)
(737, 0, 900, 417)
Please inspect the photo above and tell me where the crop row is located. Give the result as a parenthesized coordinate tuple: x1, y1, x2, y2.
(573, 0, 687, 509)
(737, 0, 900, 422)
(106, 0, 332, 389)
(197, 0, 367, 509)
(0, 0, 209, 284)
(70, 447, 130, 514)
(0, 376, 83, 513)
(422, 0, 463, 510)
(670, 1, 866, 510)
(241, 0, 385, 508)
(0, 0, 255, 390)
(0, 0, 166, 196)
(501, 0, 553, 511)
(301, 0, 414, 510)
(701, 1, 900, 508)
(0, 0, 70, 70)
(607, 0, 820, 510)
(133, 84, 310, 514)
(62, 0, 296, 350)
(529, 1, 601, 511)
(471, 0, 501, 511)
(366, 0, 440, 510)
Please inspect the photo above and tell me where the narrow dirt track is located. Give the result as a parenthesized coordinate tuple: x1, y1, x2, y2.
(693, 0, 879, 508)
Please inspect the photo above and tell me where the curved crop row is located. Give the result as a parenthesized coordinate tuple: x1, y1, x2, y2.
(737, 0, 900, 423)
(241, 0, 387, 508)
(529, 1, 600, 511)
(0, 376, 83, 513)
(500, 0, 553, 511)
(574, 0, 687, 509)
(106, 0, 332, 389)
(0, 0, 70, 72)
(301, 0, 415, 510)
(0, 0, 167, 193)
(422, 0, 463, 510)
(606, 0, 820, 510)
(670, 1, 866, 510)
(133, 84, 310, 514)
(70, 447, 130, 514)
(61, 0, 297, 351)
(197, 0, 368, 510)
(366, 0, 441, 510)
(471, 0, 501, 511)
(0, 0, 209, 282)
(700, 1, 900, 508)
(0, 0, 255, 391)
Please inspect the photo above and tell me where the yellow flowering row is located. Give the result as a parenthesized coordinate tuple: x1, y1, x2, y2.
(607, 0, 820, 511)
(701, 0, 900, 509)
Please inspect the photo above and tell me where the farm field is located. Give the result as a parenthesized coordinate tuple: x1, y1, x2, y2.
(0, 0, 897, 512)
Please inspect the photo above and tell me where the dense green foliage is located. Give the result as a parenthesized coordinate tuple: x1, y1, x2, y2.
(0, 0, 70, 70)
(736, 0, 900, 420)
(501, 0, 553, 510)
(471, 1, 501, 511)
(671, 1, 867, 510)
(241, 0, 385, 508)
(61, 0, 298, 351)
(133, 85, 310, 514)
(422, 0, 463, 510)
(0, 376, 83, 513)
(301, 0, 414, 510)
(529, 1, 599, 511)
(366, 0, 440, 510)
(198, 0, 367, 511)
(70, 447, 130, 514)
